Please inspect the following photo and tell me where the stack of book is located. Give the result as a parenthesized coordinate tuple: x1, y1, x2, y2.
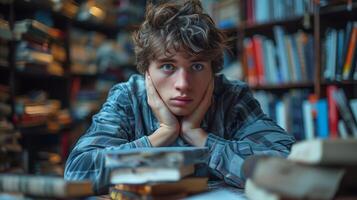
(245, 139, 357, 200)
(14, 19, 65, 76)
(105, 147, 210, 200)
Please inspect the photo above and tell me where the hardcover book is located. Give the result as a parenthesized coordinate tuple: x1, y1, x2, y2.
(105, 147, 209, 168)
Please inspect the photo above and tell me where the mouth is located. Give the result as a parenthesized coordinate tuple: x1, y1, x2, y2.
(170, 97, 193, 106)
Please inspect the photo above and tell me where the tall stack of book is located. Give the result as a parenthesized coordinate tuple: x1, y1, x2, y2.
(105, 147, 210, 200)
(0, 84, 22, 172)
(245, 139, 357, 200)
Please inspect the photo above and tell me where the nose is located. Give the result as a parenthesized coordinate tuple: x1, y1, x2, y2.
(174, 69, 190, 92)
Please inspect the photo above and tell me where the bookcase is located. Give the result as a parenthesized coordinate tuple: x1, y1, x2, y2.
(205, 0, 357, 140)
(0, 0, 143, 175)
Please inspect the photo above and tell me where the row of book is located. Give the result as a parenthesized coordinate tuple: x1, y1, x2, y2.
(322, 21, 357, 81)
(242, 0, 313, 25)
(244, 27, 315, 86)
(245, 139, 357, 200)
(254, 86, 357, 141)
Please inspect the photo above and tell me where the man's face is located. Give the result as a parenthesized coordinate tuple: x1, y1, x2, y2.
(147, 51, 213, 116)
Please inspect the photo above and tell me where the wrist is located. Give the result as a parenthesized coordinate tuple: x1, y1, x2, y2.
(148, 126, 179, 147)
(181, 128, 208, 147)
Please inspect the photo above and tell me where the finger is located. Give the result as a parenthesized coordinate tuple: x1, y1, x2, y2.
(145, 72, 155, 105)
(201, 78, 214, 106)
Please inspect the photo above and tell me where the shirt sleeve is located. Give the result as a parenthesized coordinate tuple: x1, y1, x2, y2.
(204, 84, 296, 188)
(64, 84, 152, 194)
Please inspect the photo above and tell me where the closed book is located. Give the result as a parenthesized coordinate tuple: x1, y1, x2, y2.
(251, 157, 345, 200)
(288, 139, 357, 165)
(109, 188, 187, 200)
(105, 147, 209, 168)
(113, 177, 207, 196)
(0, 174, 93, 198)
(110, 165, 195, 184)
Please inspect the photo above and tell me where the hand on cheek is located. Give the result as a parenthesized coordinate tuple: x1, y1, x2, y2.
(146, 73, 180, 146)
(180, 78, 214, 146)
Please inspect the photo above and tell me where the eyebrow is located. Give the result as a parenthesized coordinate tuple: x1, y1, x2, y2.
(156, 57, 209, 63)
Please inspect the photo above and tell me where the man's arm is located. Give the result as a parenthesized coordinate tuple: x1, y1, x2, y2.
(204, 85, 296, 188)
(64, 84, 152, 194)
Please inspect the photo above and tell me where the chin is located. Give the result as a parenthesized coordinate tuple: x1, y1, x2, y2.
(169, 107, 193, 117)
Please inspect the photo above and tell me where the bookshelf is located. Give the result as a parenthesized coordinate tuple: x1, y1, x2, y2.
(205, 0, 357, 141)
(0, 0, 141, 175)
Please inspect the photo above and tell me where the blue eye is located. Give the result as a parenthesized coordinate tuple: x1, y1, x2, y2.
(191, 63, 204, 71)
(160, 64, 175, 72)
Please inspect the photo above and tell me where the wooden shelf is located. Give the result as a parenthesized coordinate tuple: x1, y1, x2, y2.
(321, 80, 357, 86)
(13, 0, 136, 37)
(15, 70, 69, 80)
(320, 2, 357, 16)
(250, 82, 315, 90)
(240, 14, 313, 36)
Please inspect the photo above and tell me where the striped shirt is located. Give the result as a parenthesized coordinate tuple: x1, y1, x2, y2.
(64, 74, 295, 194)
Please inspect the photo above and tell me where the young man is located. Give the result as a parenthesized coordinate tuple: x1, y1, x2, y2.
(65, 0, 295, 194)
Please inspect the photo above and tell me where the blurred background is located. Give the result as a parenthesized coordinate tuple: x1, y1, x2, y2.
(0, 0, 356, 178)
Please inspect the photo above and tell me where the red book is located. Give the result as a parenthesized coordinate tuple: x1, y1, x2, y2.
(327, 85, 339, 138)
(252, 36, 265, 85)
(244, 38, 257, 86)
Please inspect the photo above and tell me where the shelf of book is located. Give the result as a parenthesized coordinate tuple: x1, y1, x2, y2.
(250, 82, 315, 91)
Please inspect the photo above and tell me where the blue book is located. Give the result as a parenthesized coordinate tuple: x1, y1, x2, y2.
(274, 26, 289, 83)
(316, 99, 329, 138)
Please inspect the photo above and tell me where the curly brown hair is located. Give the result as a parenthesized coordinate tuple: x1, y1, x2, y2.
(132, 0, 227, 74)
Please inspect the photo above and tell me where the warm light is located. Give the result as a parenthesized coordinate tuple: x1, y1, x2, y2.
(89, 6, 104, 18)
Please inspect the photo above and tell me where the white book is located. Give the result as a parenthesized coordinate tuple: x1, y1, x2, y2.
(110, 165, 194, 184)
(302, 100, 315, 140)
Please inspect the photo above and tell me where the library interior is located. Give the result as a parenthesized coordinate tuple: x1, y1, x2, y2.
(0, 0, 357, 199)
